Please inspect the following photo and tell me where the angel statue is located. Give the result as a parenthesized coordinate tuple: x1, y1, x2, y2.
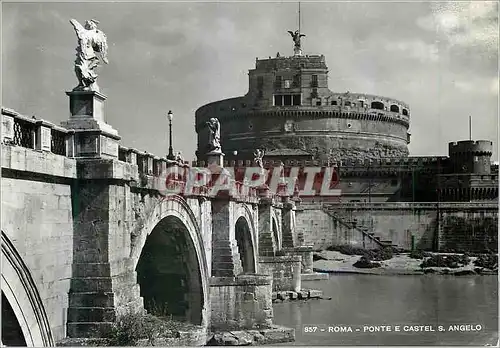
(175, 151, 184, 163)
(206, 118, 221, 153)
(253, 149, 265, 168)
(287, 30, 305, 55)
(69, 18, 109, 92)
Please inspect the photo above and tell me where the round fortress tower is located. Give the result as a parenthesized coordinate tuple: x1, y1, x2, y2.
(448, 140, 493, 175)
(195, 40, 411, 162)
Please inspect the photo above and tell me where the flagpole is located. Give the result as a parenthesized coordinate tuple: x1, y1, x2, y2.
(469, 115, 471, 140)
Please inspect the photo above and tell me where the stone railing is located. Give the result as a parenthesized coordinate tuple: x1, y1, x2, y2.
(117, 145, 190, 176)
(116, 145, 271, 204)
(2, 107, 74, 157)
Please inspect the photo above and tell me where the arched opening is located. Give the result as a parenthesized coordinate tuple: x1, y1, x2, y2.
(136, 216, 203, 325)
(272, 218, 280, 252)
(235, 217, 256, 274)
(402, 108, 409, 116)
(2, 292, 27, 346)
(1, 231, 53, 347)
(390, 105, 399, 113)
(371, 101, 384, 110)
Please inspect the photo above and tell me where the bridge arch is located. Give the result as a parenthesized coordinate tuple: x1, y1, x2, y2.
(131, 196, 209, 327)
(233, 204, 258, 273)
(1, 231, 54, 347)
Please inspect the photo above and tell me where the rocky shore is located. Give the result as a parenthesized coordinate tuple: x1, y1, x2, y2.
(313, 250, 498, 276)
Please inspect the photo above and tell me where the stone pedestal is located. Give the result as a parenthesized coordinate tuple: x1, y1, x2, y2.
(61, 91, 120, 159)
(206, 150, 224, 168)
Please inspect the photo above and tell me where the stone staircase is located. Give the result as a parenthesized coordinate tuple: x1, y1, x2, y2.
(322, 205, 397, 249)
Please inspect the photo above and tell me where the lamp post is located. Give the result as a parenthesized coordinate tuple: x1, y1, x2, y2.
(166, 110, 175, 160)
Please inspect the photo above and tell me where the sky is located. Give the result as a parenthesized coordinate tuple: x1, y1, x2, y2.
(2, 1, 499, 161)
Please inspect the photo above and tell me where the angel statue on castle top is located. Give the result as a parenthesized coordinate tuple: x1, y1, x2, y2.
(69, 18, 108, 92)
(288, 30, 305, 55)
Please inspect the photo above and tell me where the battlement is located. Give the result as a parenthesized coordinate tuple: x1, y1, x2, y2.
(329, 92, 410, 111)
(254, 54, 327, 71)
(448, 140, 493, 155)
(191, 156, 449, 170)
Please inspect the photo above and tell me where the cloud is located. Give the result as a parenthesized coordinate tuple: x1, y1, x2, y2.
(384, 40, 439, 63)
(417, 1, 498, 52)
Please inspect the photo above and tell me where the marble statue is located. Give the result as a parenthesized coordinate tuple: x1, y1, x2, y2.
(69, 18, 108, 92)
(288, 30, 305, 54)
(206, 118, 221, 153)
(253, 149, 265, 168)
(175, 151, 183, 163)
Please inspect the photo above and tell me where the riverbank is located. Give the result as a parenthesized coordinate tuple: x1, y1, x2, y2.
(313, 250, 498, 276)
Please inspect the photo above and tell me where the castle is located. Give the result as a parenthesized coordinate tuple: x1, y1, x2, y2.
(195, 32, 498, 204)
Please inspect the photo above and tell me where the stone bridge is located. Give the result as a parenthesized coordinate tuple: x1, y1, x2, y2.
(1, 102, 315, 346)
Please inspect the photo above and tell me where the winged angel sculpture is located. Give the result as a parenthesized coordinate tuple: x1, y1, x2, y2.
(70, 19, 108, 91)
(288, 30, 305, 54)
(206, 118, 222, 153)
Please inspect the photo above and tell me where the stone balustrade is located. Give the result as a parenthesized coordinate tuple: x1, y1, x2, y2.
(2, 107, 75, 157)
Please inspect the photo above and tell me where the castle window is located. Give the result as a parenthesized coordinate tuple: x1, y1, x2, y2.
(390, 105, 399, 113)
(358, 100, 364, 107)
(258, 90, 263, 98)
(311, 88, 318, 98)
(293, 75, 301, 88)
(284, 95, 292, 106)
(311, 74, 318, 87)
(345, 101, 351, 107)
(402, 108, 409, 116)
(371, 101, 384, 110)
(274, 95, 283, 106)
(274, 75, 282, 89)
(331, 100, 337, 105)
(257, 76, 264, 88)
(284, 80, 291, 89)
(293, 95, 301, 106)
(316, 100, 321, 106)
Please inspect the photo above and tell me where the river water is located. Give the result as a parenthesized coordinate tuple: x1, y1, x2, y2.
(273, 275, 498, 346)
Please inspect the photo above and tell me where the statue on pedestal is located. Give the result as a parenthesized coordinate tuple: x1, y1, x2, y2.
(69, 18, 109, 92)
(206, 118, 221, 153)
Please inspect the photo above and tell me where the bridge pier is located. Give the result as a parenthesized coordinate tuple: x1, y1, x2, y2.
(281, 200, 298, 248)
(209, 275, 273, 331)
(67, 160, 144, 338)
(258, 199, 280, 256)
(211, 200, 244, 277)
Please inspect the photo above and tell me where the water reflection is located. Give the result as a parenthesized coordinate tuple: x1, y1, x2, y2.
(273, 275, 498, 346)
